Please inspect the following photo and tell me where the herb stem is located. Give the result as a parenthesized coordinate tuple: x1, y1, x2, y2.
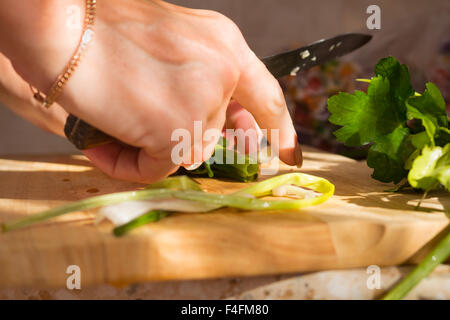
(355, 78, 372, 83)
(355, 78, 422, 96)
(382, 229, 450, 300)
(414, 191, 428, 211)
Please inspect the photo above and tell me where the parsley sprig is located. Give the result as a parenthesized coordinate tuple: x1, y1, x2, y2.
(328, 56, 449, 192)
(328, 56, 450, 300)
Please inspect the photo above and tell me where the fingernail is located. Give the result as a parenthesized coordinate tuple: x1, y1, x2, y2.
(294, 143, 303, 168)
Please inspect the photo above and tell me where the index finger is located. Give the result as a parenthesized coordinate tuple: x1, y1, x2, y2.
(233, 50, 302, 167)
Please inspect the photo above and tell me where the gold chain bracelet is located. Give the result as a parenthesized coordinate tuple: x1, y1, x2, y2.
(31, 0, 97, 108)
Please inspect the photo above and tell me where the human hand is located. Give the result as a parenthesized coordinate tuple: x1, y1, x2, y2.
(1, 0, 302, 182)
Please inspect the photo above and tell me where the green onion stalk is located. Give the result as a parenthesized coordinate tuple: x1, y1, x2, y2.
(382, 229, 450, 300)
(2, 173, 334, 233)
(175, 138, 259, 182)
(113, 210, 168, 237)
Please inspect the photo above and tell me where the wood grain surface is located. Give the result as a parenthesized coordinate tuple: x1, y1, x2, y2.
(0, 146, 448, 289)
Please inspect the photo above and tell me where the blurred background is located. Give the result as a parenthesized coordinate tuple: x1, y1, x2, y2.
(0, 0, 449, 155)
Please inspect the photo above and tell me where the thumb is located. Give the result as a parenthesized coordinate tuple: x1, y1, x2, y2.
(233, 50, 302, 167)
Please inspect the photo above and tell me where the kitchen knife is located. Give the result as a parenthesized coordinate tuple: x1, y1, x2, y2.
(64, 33, 372, 150)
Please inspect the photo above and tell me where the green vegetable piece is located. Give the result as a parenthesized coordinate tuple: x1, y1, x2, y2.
(407, 82, 448, 129)
(410, 131, 431, 150)
(329, 76, 405, 146)
(1, 188, 175, 232)
(440, 127, 450, 135)
(328, 56, 449, 190)
(374, 56, 414, 110)
(404, 131, 433, 171)
(406, 104, 437, 146)
(145, 176, 202, 191)
(435, 126, 450, 148)
(408, 144, 450, 191)
(1, 173, 335, 233)
(435, 145, 450, 190)
(367, 126, 410, 183)
(406, 82, 448, 148)
(177, 139, 259, 182)
(113, 210, 168, 237)
(203, 161, 214, 178)
(174, 172, 335, 211)
(404, 148, 421, 171)
(382, 229, 450, 300)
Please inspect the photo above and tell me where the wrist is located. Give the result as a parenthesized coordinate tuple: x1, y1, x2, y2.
(0, 0, 85, 93)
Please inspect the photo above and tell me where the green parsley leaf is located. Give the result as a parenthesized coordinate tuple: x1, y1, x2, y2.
(328, 56, 449, 191)
(406, 82, 448, 148)
(367, 126, 410, 183)
(406, 104, 437, 146)
(374, 56, 415, 111)
(436, 128, 450, 148)
(407, 82, 448, 128)
(328, 76, 405, 146)
(404, 131, 430, 170)
(408, 144, 450, 191)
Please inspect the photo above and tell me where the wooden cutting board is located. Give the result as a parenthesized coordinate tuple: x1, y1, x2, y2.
(0, 146, 448, 289)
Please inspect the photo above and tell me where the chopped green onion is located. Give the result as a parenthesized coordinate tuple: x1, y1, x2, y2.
(1, 189, 174, 232)
(176, 138, 259, 182)
(113, 210, 168, 237)
(1, 173, 334, 233)
(145, 176, 202, 191)
(174, 173, 334, 210)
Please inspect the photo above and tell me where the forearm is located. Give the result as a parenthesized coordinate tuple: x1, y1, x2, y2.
(0, 0, 83, 93)
(0, 54, 67, 136)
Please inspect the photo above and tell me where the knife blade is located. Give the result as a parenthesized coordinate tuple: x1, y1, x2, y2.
(261, 33, 372, 78)
(64, 33, 372, 150)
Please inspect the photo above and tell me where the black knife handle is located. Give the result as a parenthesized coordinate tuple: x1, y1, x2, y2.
(64, 114, 116, 150)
